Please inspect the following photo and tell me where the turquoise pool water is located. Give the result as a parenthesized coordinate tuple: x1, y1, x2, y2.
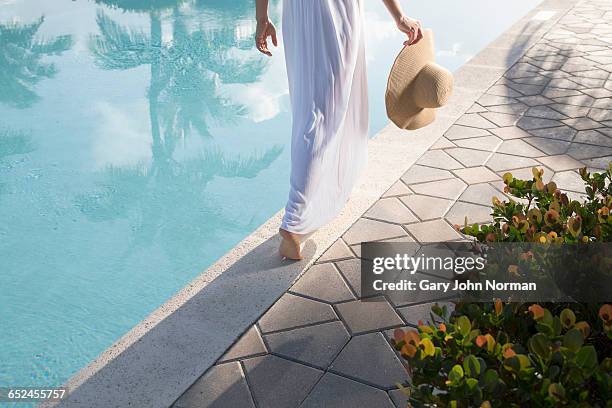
(0, 0, 540, 390)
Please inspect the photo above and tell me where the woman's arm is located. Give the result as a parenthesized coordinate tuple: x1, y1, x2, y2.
(382, 0, 423, 46)
(255, 0, 277, 56)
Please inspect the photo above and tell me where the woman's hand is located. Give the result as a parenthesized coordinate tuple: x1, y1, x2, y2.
(396, 15, 423, 46)
(255, 18, 278, 57)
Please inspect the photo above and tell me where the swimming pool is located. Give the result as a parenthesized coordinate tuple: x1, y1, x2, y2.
(0, 0, 540, 391)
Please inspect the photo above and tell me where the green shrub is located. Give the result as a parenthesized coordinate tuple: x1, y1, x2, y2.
(393, 165, 612, 407)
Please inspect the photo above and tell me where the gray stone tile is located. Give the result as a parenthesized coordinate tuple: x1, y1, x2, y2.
(524, 137, 571, 155)
(335, 297, 404, 334)
(430, 137, 456, 149)
(551, 170, 586, 193)
(537, 154, 585, 171)
(382, 180, 411, 198)
(552, 94, 595, 106)
(458, 183, 505, 206)
(581, 88, 612, 98)
(549, 103, 590, 117)
(516, 95, 554, 106)
(446, 201, 493, 226)
(397, 302, 455, 326)
(563, 117, 603, 130)
(318, 239, 354, 263)
(389, 389, 410, 408)
(410, 178, 467, 200)
(490, 126, 532, 140)
(542, 87, 582, 99)
(405, 220, 461, 243)
(443, 125, 491, 140)
(592, 98, 612, 109)
(507, 82, 546, 96)
(343, 218, 407, 245)
(486, 153, 541, 171)
(243, 355, 322, 408)
(219, 327, 267, 363)
(265, 321, 350, 369)
(445, 147, 492, 167)
(259, 293, 337, 333)
(588, 107, 612, 122)
(455, 113, 498, 129)
(477, 93, 517, 106)
(573, 130, 612, 147)
(524, 105, 568, 120)
(566, 143, 612, 160)
(497, 139, 546, 157)
(465, 103, 488, 114)
(453, 167, 500, 184)
(527, 125, 577, 141)
(365, 198, 418, 224)
(399, 195, 453, 221)
(401, 164, 454, 184)
(416, 150, 464, 170)
(329, 332, 408, 389)
(480, 112, 520, 127)
(291, 263, 354, 303)
(301, 373, 394, 408)
(581, 155, 612, 169)
(335, 258, 362, 297)
(485, 103, 530, 115)
(486, 84, 523, 97)
(453, 135, 503, 151)
(174, 363, 255, 408)
(517, 116, 563, 130)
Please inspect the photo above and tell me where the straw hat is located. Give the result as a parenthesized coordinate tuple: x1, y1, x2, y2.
(385, 29, 454, 130)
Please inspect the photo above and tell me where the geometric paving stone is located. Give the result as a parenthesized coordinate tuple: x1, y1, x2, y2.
(382, 180, 412, 197)
(430, 137, 457, 149)
(581, 88, 612, 98)
(329, 332, 409, 389)
(588, 107, 612, 122)
(453, 135, 503, 151)
(525, 105, 568, 120)
(581, 155, 612, 169)
(401, 164, 454, 184)
(459, 183, 506, 206)
(566, 143, 612, 160)
(290, 263, 354, 303)
(486, 153, 541, 172)
(477, 93, 516, 106)
(301, 373, 394, 408)
(243, 355, 322, 408)
(487, 84, 522, 97)
(416, 150, 464, 170)
(517, 116, 562, 130)
(389, 389, 410, 408)
(573, 130, 612, 147)
(593, 98, 612, 109)
(335, 297, 404, 334)
(446, 147, 492, 167)
(497, 139, 546, 157)
(516, 95, 554, 106)
(318, 239, 354, 263)
(365, 198, 418, 224)
(335, 258, 362, 298)
(542, 88, 582, 99)
(453, 167, 500, 184)
(343, 218, 407, 246)
(410, 178, 467, 200)
(490, 126, 533, 140)
(397, 302, 455, 326)
(446, 201, 493, 225)
(536, 154, 585, 171)
(443, 125, 491, 140)
(551, 170, 587, 193)
(258, 293, 337, 333)
(486, 102, 530, 115)
(524, 137, 571, 155)
(562, 117, 603, 130)
(399, 194, 454, 221)
(466, 103, 488, 114)
(553, 94, 595, 107)
(405, 219, 461, 243)
(480, 112, 520, 127)
(173, 363, 255, 408)
(549, 103, 590, 117)
(455, 113, 498, 129)
(527, 125, 576, 141)
(265, 321, 350, 369)
(218, 327, 267, 363)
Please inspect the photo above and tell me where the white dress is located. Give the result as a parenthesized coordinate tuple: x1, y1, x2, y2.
(281, 0, 369, 234)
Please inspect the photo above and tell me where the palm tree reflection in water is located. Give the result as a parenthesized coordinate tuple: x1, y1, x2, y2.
(78, 0, 283, 262)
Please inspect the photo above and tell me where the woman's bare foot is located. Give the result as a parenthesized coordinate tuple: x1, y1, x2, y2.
(279, 228, 303, 260)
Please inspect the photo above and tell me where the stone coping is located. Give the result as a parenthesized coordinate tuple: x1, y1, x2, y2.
(46, 1, 573, 406)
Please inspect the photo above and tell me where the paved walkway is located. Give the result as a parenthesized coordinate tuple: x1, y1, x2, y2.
(173, 1, 612, 407)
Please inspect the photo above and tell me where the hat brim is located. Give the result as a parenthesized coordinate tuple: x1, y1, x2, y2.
(385, 29, 436, 130)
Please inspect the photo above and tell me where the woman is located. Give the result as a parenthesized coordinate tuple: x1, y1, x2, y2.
(255, 0, 423, 260)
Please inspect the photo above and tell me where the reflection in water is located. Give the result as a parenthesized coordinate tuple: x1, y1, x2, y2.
(0, 17, 72, 108)
(78, 0, 283, 260)
(0, 128, 35, 198)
